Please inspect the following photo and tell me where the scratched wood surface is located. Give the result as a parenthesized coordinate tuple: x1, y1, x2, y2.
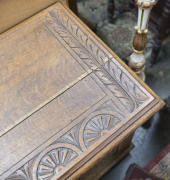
(0, 3, 164, 180)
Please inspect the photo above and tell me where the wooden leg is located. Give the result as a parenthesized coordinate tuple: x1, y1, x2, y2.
(107, 0, 115, 23)
(142, 117, 153, 129)
(162, 95, 170, 114)
(149, 0, 170, 66)
(67, 0, 78, 16)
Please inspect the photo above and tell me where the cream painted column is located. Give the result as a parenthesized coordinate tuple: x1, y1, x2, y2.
(129, 0, 158, 81)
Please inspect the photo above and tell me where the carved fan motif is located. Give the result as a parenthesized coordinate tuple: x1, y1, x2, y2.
(37, 147, 78, 180)
(83, 114, 120, 147)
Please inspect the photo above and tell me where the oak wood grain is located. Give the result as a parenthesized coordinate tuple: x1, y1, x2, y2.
(0, 2, 164, 180)
(0, 0, 69, 34)
(0, 19, 89, 137)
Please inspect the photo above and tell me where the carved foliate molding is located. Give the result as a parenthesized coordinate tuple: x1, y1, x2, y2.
(5, 8, 152, 180)
(46, 9, 149, 113)
(95, 100, 125, 118)
(6, 100, 124, 180)
(57, 123, 82, 150)
(5, 162, 32, 180)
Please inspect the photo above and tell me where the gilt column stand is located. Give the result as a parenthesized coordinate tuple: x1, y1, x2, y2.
(129, 0, 158, 81)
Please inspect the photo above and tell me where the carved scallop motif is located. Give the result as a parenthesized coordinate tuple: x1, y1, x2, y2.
(37, 147, 78, 180)
(83, 114, 120, 147)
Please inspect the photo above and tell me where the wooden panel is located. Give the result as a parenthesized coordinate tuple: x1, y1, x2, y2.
(0, 3, 164, 180)
(0, 18, 87, 136)
(68, 133, 135, 180)
(44, 5, 155, 115)
(0, 0, 68, 34)
(0, 75, 106, 177)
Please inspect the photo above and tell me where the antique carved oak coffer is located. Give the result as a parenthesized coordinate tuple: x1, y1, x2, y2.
(0, 3, 164, 180)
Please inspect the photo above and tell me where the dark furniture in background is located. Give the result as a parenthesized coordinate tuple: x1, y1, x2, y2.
(107, 0, 170, 65)
(108, 0, 115, 23)
(125, 164, 162, 180)
(149, 0, 170, 65)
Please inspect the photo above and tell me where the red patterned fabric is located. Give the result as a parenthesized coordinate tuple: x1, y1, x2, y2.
(125, 163, 162, 180)
(145, 143, 170, 180)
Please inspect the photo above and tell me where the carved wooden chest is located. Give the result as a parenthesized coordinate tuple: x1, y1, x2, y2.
(0, 3, 164, 180)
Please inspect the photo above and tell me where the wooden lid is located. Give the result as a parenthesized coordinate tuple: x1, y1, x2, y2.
(0, 3, 164, 179)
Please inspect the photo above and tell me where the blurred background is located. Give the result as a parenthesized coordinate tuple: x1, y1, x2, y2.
(77, 0, 170, 179)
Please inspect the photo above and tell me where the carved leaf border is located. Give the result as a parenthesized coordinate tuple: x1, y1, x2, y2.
(45, 10, 149, 113)
(46, 12, 134, 112)
(4, 6, 153, 180)
(6, 101, 123, 180)
(49, 9, 149, 102)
